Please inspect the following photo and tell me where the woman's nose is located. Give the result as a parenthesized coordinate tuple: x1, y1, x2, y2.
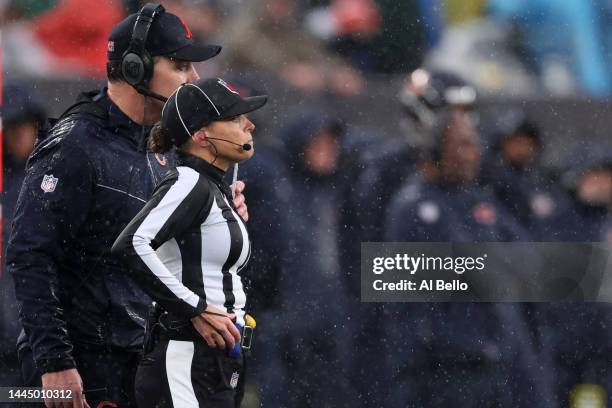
(245, 118, 255, 132)
(188, 65, 199, 81)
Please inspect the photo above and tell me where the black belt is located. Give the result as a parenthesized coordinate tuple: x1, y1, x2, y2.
(152, 310, 254, 352)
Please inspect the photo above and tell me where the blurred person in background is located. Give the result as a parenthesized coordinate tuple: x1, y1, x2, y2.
(382, 110, 547, 407)
(487, 0, 612, 96)
(1, 83, 47, 248)
(160, 0, 223, 40)
(545, 143, 612, 242)
(536, 143, 612, 405)
(255, 108, 358, 407)
(479, 108, 567, 239)
(5, 5, 249, 407)
(304, 0, 383, 72)
(341, 69, 478, 296)
(3, 0, 125, 78)
(0, 83, 46, 389)
(384, 108, 529, 247)
(220, 0, 365, 96)
(336, 69, 479, 406)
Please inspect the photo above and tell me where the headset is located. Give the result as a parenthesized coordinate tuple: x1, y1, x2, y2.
(120, 3, 167, 101)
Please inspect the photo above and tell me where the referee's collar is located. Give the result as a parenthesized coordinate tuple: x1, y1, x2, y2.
(176, 151, 225, 183)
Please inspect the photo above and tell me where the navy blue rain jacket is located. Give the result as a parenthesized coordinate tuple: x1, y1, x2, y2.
(384, 176, 531, 242)
(6, 89, 172, 373)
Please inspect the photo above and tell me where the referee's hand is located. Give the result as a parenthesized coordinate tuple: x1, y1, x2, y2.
(191, 305, 241, 350)
(232, 181, 249, 222)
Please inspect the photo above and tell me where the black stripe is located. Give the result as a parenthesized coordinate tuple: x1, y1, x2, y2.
(177, 226, 205, 305)
(152, 174, 213, 250)
(237, 240, 251, 273)
(111, 170, 210, 319)
(213, 189, 242, 312)
(191, 340, 214, 405)
(134, 339, 173, 407)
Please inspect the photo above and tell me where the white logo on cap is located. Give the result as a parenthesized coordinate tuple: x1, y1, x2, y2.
(217, 78, 239, 95)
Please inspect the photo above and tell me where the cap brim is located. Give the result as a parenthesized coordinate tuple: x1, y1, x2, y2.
(223, 95, 268, 118)
(166, 43, 222, 62)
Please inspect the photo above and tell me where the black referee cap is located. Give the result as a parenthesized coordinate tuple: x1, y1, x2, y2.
(107, 8, 221, 62)
(162, 78, 268, 146)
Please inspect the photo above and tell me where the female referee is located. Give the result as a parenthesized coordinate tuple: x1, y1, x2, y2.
(112, 77, 267, 407)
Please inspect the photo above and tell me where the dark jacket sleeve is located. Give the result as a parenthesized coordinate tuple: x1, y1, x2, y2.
(112, 169, 212, 320)
(6, 135, 94, 374)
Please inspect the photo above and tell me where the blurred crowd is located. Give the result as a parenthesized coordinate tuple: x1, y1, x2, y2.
(2, 0, 612, 407)
(4, 0, 612, 96)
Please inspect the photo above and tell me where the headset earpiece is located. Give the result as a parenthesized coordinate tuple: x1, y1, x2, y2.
(121, 52, 148, 86)
(120, 3, 164, 89)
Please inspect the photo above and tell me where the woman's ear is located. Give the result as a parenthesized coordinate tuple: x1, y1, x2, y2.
(192, 129, 208, 146)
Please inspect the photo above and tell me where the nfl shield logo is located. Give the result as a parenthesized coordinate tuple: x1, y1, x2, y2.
(41, 174, 59, 193)
(229, 371, 240, 389)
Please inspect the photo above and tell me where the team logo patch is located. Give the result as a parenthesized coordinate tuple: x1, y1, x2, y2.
(417, 201, 440, 224)
(472, 202, 497, 225)
(229, 371, 240, 389)
(41, 174, 59, 193)
(177, 16, 193, 39)
(155, 153, 167, 166)
(530, 193, 555, 218)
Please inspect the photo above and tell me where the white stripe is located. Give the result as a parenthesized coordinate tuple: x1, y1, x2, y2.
(198, 195, 248, 325)
(175, 85, 192, 140)
(201, 199, 230, 311)
(155, 238, 183, 282)
(166, 340, 198, 407)
(185, 83, 221, 116)
(132, 167, 200, 308)
(224, 195, 248, 322)
(96, 183, 146, 203)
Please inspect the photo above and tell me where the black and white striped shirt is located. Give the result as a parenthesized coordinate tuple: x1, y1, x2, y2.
(112, 153, 250, 326)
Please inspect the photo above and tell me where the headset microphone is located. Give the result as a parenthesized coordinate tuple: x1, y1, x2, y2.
(207, 137, 252, 151)
(136, 85, 168, 103)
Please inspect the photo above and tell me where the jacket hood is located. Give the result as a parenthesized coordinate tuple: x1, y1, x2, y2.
(280, 109, 344, 176)
(561, 141, 612, 190)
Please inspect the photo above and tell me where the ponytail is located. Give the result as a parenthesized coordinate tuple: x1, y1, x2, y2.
(148, 123, 173, 153)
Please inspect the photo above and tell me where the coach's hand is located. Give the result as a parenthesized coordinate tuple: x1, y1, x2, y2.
(191, 305, 241, 350)
(41, 368, 90, 408)
(231, 180, 249, 222)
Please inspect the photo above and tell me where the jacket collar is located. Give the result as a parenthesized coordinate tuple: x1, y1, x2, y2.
(92, 88, 150, 149)
(176, 151, 226, 184)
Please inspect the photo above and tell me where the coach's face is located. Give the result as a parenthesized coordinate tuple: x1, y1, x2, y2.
(148, 56, 200, 118)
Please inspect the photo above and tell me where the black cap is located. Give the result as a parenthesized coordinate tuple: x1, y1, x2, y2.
(162, 78, 268, 146)
(107, 8, 221, 62)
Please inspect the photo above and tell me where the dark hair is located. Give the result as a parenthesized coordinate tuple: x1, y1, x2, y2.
(148, 123, 174, 153)
(107, 60, 124, 83)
